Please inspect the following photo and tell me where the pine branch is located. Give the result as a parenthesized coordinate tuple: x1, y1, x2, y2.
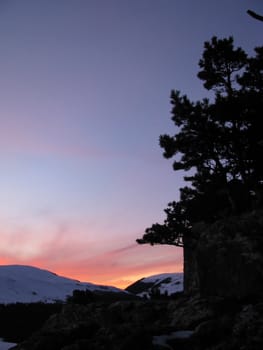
(247, 9, 263, 22)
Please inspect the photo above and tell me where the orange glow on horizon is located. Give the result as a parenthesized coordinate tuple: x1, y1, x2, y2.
(52, 260, 183, 289)
(0, 241, 183, 289)
(0, 257, 183, 289)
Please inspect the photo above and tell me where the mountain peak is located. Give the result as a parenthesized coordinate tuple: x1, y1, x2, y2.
(0, 265, 122, 304)
(125, 272, 183, 298)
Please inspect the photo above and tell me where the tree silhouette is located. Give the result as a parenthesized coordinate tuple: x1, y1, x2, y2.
(247, 9, 263, 22)
(137, 37, 263, 248)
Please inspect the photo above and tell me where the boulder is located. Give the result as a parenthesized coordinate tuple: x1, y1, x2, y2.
(184, 210, 263, 299)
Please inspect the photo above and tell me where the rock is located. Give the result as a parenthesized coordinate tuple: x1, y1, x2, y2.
(169, 296, 214, 329)
(9, 296, 263, 350)
(10, 301, 170, 350)
(193, 316, 233, 347)
(232, 303, 263, 350)
(184, 210, 263, 299)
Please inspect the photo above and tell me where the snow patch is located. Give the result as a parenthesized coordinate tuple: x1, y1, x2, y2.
(0, 265, 122, 304)
(152, 330, 194, 349)
(134, 273, 183, 298)
(0, 339, 16, 350)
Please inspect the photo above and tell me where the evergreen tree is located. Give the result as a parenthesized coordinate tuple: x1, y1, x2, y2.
(137, 37, 263, 247)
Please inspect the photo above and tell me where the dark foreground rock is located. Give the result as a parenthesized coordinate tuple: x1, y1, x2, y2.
(184, 210, 263, 299)
(10, 295, 263, 350)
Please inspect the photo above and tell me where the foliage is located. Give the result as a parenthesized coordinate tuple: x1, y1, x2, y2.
(137, 37, 263, 247)
(66, 289, 95, 304)
(66, 289, 139, 304)
(0, 302, 62, 343)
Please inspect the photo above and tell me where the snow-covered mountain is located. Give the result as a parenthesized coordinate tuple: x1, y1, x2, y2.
(0, 265, 123, 304)
(125, 273, 183, 298)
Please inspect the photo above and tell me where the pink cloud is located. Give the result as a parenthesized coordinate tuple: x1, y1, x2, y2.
(0, 219, 183, 289)
(0, 118, 109, 160)
(30, 243, 183, 288)
(0, 136, 107, 159)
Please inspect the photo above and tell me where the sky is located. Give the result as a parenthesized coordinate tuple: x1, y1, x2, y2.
(0, 0, 262, 289)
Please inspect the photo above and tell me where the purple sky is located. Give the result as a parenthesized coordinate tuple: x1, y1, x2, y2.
(0, 0, 262, 288)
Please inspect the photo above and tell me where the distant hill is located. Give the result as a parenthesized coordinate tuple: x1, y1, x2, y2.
(125, 272, 183, 298)
(0, 265, 124, 304)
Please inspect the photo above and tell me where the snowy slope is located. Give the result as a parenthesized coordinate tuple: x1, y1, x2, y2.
(125, 273, 183, 298)
(0, 265, 122, 304)
(0, 339, 16, 350)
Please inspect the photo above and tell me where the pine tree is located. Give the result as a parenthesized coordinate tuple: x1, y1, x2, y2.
(137, 37, 263, 247)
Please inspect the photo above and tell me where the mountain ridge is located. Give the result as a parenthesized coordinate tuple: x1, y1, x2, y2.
(125, 272, 183, 297)
(0, 264, 122, 304)
(0, 265, 184, 304)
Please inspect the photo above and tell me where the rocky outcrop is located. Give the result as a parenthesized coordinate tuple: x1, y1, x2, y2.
(10, 296, 263, 350)
(10, 301, 171, 350)
(184, 210, 263, 299)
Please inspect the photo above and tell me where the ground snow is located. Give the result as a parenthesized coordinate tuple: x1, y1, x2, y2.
(0, 339, 16, 350)
(0, 265, 121, 304)
(137, 272, 183, 297)
(152, 331, 194, 349)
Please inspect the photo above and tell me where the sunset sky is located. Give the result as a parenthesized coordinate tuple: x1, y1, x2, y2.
(0, 0, 262, 289)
